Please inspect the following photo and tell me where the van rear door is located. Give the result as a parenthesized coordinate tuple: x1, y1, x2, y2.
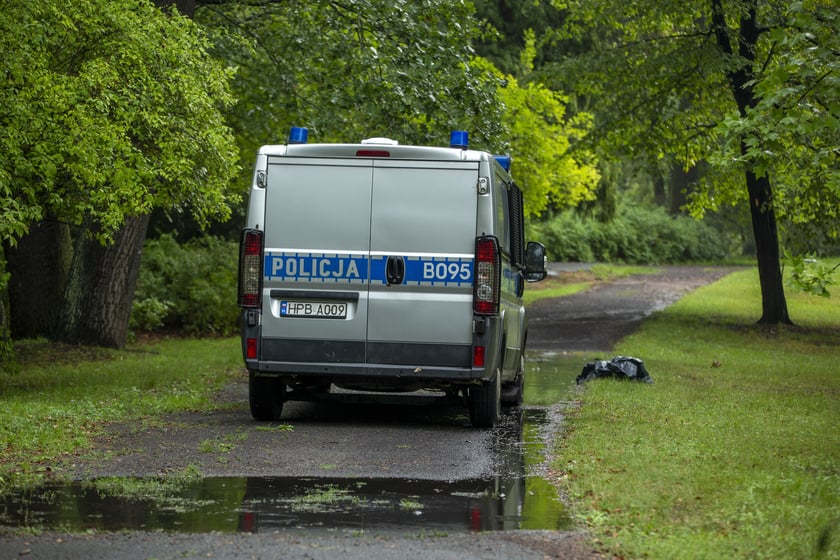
(261, 158, 372, 363)
(367, 160, 479, 369)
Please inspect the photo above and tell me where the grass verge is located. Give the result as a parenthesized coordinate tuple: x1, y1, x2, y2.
(556, 267, 840, 559)
(0, 337, 242, 487)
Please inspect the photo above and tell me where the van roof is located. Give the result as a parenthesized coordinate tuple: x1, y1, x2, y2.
(258, 142, 490, 163)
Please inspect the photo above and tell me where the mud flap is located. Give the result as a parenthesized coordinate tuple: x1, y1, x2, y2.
(249, 371, 287, 421)
(469, 370, 501, 428)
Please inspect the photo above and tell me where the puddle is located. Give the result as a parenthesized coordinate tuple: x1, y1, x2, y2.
(0, 475, 564, 534)
(524, 350, 587, 405)
(0, 352, 587, 535)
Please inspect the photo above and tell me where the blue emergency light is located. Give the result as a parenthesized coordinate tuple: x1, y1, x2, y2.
(450, 130, 469, 149)
(289, 126, 308, 144)
(494, 155, 512, 172)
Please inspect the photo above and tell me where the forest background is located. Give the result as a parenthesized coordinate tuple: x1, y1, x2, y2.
(1, 0, 838, 357)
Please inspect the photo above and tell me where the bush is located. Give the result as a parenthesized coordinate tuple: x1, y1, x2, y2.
(527, 206, 735, 264)
(527, 213, 595, 262)
(131, 234, 239, 336)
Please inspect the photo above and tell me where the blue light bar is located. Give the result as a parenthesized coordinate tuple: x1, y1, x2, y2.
(450, 130, 469, 149)
(288, 126, 308, 144)
(494, 155, 512, 172)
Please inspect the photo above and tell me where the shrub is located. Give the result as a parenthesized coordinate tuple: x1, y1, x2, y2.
(528, 206, 734, 264)
(130, 297, 172, 332)
(131, 234, 239, 336)
(528, 213, 594, 262)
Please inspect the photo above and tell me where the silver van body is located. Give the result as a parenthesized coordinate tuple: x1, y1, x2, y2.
(238, 131, 546, 427)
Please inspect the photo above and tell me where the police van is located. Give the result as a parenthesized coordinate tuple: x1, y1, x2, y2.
(238, 128, 547, 428)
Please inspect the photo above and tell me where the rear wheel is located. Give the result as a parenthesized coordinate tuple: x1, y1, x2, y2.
(249, 371, 286, 421)
(469, 369, 501, 428)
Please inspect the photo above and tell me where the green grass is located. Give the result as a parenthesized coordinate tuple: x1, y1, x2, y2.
(0, 337, 242, 486)
(286, 484, 362, 512)
(590, 263, 659, 280)
(557, 268, 840, 559)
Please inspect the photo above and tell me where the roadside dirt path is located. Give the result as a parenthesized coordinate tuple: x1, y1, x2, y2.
(0, 265, 740, 560)
(528, 264, 741, 352)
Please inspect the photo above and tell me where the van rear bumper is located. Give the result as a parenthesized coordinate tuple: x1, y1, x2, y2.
(258, 338, 472, 368)
(243, 338, 493, 385)
(245, 336, 489, 381)
(247, 360, 486, 381)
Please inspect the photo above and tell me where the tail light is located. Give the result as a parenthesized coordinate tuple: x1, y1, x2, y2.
(474, 236, 500, 315)
(246, 338, 258, 359)
(238, 229, 263, 308)
(473, 345, 486, 368)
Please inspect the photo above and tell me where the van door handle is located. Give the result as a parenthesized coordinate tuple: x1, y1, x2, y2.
(386, 256, 405, 285)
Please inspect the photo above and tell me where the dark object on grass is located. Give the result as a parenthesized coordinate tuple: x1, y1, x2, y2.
(576, 356, 653, 384)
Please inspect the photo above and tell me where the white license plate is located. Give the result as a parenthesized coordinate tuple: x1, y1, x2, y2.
(280, 301, 348, 319)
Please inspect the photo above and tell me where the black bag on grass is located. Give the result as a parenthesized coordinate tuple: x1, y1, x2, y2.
(576, 356, 653, 384)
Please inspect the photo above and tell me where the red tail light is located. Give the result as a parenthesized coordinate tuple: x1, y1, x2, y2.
(238, 229, 263, 308)
(474, 236, 500, 315)
(473, 345, 485, 368)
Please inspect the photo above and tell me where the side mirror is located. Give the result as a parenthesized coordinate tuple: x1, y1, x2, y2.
(525, 241, 547, 282)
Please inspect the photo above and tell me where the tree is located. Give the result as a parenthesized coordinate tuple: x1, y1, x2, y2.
(556, 0, 839, 324)
(482, 35, 599, 216)
(1, 0, 239, 347)
(193, 1, 598, 219)
(497, 73, 600, 215)
(709, 3, 840, 250)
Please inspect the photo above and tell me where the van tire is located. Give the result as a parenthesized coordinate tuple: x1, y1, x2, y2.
(249, 371, 286, 421)
(469, 370, 501, 428)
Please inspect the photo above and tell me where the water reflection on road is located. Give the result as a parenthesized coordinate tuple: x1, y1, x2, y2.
(0, 352, 587, 535)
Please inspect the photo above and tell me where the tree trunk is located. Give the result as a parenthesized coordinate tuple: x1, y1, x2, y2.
(0, 275, 10, 363)
(58, 215, 150, 348)
(4, 220, 73, 339)
(668, 163, 700, 215)
(745, 168, 791, 324)
(712, 0, 791, 325)
(652, 168, 666, 208)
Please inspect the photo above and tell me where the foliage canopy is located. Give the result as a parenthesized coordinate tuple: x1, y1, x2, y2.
(487, 62, 599, 215)
(555, 0, 839, 243)
(196, 0, 503, 153)
(195, 0, 600, 216)
(0, 0, 240, 246)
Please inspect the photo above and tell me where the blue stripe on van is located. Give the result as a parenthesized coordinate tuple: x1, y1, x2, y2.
(371, 255, 473, 287)
(264, 252, 474, 287)
(264, 252, 368, 283)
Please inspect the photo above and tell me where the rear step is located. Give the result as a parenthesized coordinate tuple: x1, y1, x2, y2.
(284, 386, 464, 407)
